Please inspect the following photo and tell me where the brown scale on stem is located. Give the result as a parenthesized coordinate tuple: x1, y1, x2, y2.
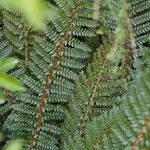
(29, 1, 81, 150)
(131, 115, 150, 150)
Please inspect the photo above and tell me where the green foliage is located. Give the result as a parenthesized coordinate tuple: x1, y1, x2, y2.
(0, 0, 150, 150)
(0, 0, 48, 29)
(61, 40, 125, 149)
(101, 0, 150, 65)
(0, 72, 25, 92)
(0, 57, 18, 72)
(107, 0, 126, 64)
(130, 0, 150, 46)
(3, 140, 22, 150)
(62, 46, 150, 150)
(99, 47, 150, 149)
(0, 57, 24, 149)
(0, 58, 25, 92)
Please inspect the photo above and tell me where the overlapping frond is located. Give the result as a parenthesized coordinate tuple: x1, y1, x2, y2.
(62, 46, 150, 150)
(62, 40, 125, 149)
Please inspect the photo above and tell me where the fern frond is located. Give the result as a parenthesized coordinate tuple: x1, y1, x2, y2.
(62, 46, 150, 150)
(62, 40, 125, 149)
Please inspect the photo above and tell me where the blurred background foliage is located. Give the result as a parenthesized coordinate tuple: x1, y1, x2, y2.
(0, 58, 25, 93)
(3, 140, 22, 150)
(0, 0, 48, 29)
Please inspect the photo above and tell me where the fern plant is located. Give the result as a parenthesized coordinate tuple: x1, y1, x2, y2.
(0, 0, 150, 150)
